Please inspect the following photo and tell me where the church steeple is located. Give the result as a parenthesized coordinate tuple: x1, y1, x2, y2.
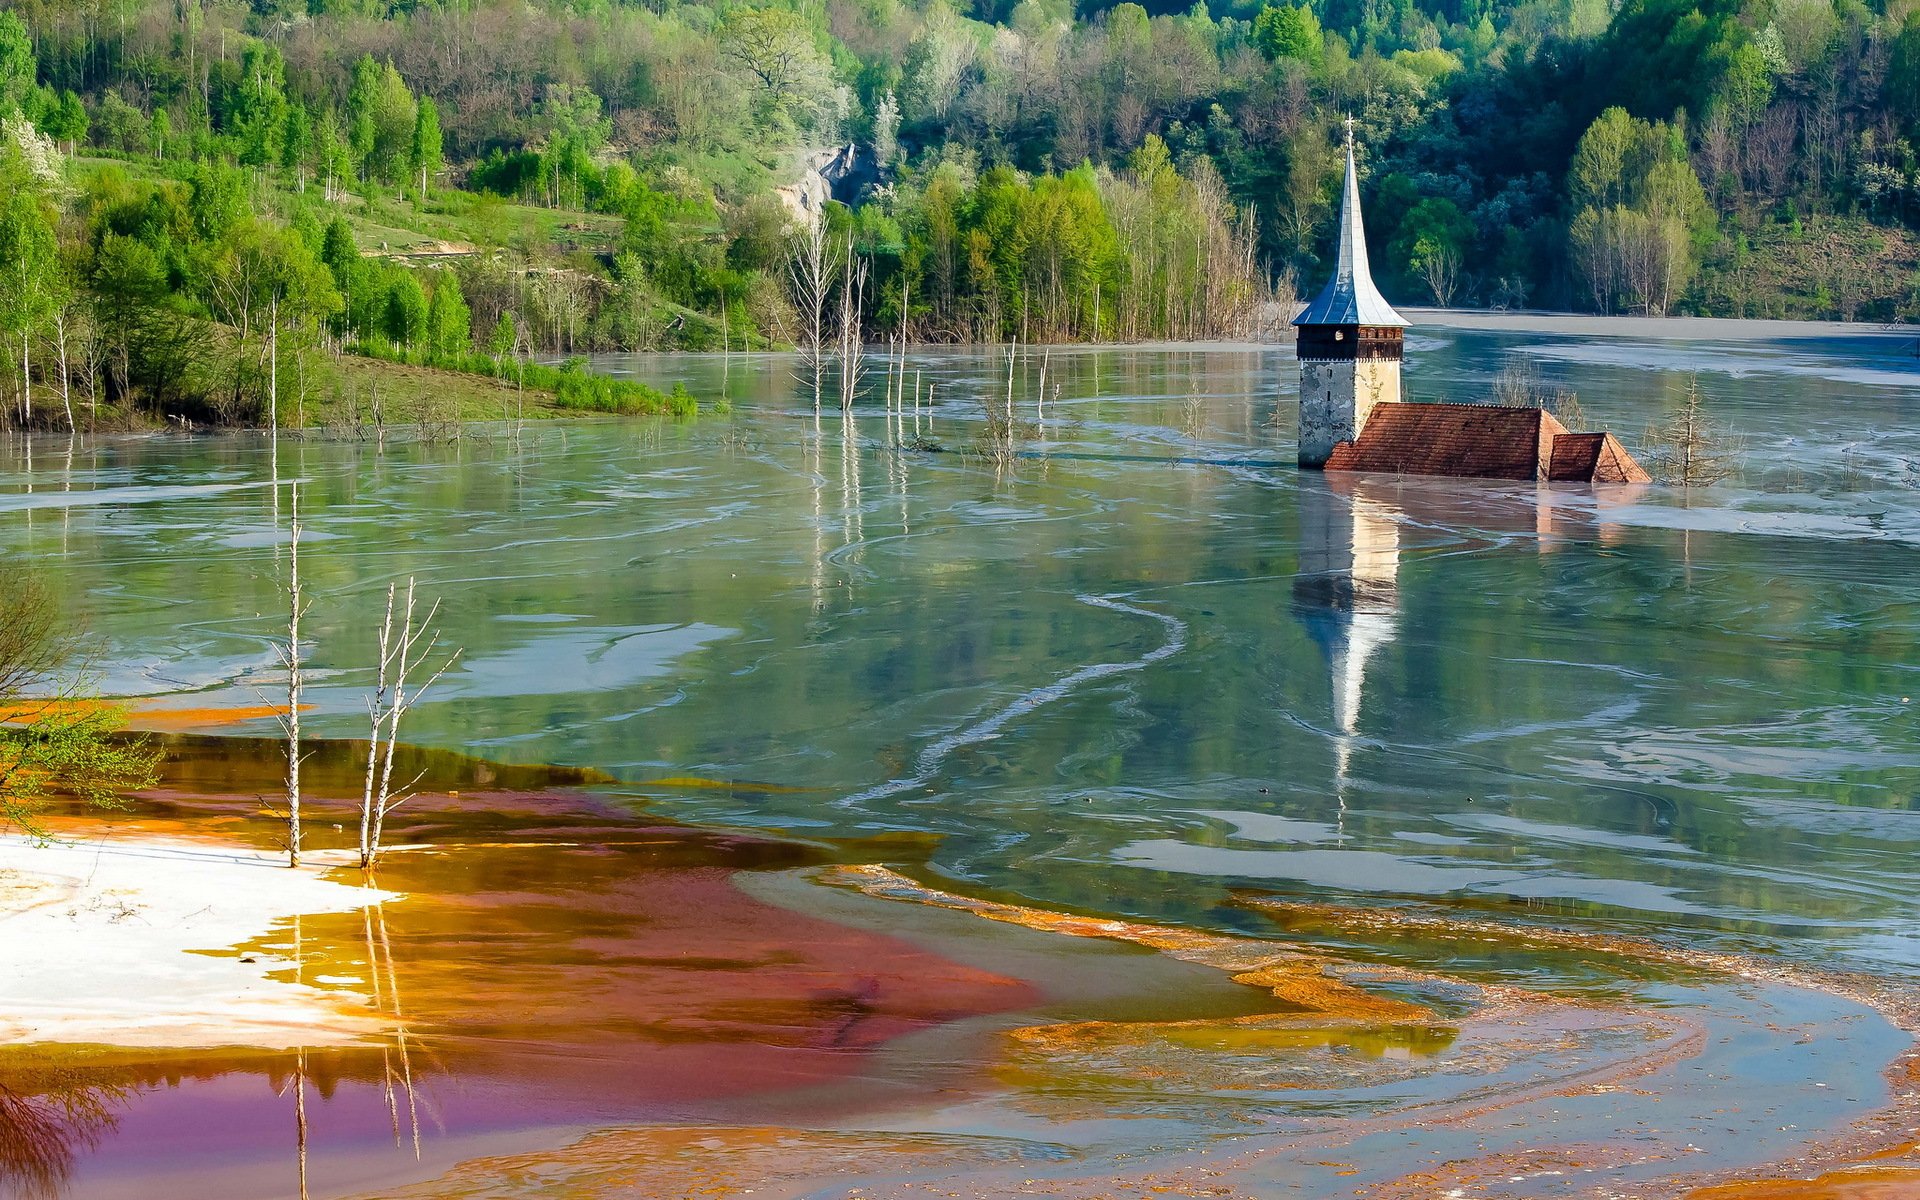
(1294, 120, 1407, 330)
(1292, 120, 1407, 469)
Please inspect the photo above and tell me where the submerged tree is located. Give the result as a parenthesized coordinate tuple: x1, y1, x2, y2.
(1643, 377, 1743, 486)
(788, 219, 843, 414)
(837, 250, 869, 411)
(358, 578, 458, 870)
(274, 483, 309, 867)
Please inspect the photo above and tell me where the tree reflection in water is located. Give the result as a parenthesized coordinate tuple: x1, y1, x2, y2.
(0, 1073, 128, 1200)
(366, 894, 427, 1159)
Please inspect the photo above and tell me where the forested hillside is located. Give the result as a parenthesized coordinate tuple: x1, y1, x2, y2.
(0, 0, 1917, 426)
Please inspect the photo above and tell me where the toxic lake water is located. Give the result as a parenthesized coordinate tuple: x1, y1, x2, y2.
(1, 320, 1918, 1198)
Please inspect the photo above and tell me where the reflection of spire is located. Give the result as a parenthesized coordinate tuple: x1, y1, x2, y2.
(1293, 478, 1402, 838)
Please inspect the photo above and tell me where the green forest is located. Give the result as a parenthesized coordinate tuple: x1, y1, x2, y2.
(0, 0, 1917, 426)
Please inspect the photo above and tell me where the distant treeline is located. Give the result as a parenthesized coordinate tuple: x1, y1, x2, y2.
(0, 0, 1917, 429)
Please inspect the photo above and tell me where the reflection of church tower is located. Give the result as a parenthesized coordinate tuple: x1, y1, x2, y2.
(1292, 478, 1401, 793)
(1294, 122, 1407, 468)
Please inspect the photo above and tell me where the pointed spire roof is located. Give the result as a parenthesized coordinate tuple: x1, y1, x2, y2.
(1293, 121, 1408, 329)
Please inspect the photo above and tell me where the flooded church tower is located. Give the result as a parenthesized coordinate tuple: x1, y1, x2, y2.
(1293, 122, 1407, 468)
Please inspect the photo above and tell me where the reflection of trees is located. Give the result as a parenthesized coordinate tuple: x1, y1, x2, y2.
(365, 899, 425, 1158)
(273, 898, 429, 1199)
(0, 1074, 128, 1200)
(291, 914, 310, 1200)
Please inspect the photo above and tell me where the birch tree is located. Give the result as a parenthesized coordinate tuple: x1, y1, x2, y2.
(275, 482, 308, 867)
(0, 165, 58, 428)
(837, 250, 869, 411)
(359, 579, 459, 870)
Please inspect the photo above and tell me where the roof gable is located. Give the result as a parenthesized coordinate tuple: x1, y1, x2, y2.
(1548, 432, 1654, 483)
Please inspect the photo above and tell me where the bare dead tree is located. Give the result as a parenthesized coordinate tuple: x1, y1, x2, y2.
(359, 578, 459, 870)
(1642, 377, 1743, 486)
(274, 481, 309, 867)
(1417, 239, 1462, 307)
(50, 310, 73, 434)
(836, 250, 870, 411)
(892, 273, 911, 415)
(1490, 358, 1585, 429)
(787, 220, 841, 415)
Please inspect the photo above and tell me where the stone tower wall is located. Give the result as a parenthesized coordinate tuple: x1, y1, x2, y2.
(1298, 358, 1401, 468)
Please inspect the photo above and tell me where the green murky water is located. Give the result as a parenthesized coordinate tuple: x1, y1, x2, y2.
(3, 329, 1918, 971)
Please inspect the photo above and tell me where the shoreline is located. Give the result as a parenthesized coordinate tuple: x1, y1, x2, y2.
(1400, 306, 1920, 342)
(0, 829, 395, 1050)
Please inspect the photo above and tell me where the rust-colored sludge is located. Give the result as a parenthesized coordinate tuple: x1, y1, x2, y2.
(1686, 1166, 1920, 1200)
(0, 747, 1042, 1197)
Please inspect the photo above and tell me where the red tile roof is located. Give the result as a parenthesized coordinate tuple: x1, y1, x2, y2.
(1548, 432, 1653, 484)
(1325, 402, 1648, 483)
(1325, 403, 1561, 479)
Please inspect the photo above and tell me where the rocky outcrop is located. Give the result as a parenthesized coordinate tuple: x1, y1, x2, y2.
(775, 144, 876, 224)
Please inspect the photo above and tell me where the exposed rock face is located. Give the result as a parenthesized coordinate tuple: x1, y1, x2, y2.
(776, 144, 874, 224)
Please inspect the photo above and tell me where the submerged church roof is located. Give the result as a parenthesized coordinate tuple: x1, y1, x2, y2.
(1325, 404, 1654, 483)
(1293, 124, 1408, 330)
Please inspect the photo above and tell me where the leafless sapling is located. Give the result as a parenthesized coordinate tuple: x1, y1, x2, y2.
(273, 480, 311, 866)
(836, 250, 869, 411)
(1643, 377, 1743, 487)
(358, 578, 459, 869)
(787, 219, 841, 415)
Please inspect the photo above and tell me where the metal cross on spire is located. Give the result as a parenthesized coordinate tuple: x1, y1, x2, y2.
(1343, 114, 1356, 148)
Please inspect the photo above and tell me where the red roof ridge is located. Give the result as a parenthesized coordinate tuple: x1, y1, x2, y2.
(1325, 400, 1646, 483)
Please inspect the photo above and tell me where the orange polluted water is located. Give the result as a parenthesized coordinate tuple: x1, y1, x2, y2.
(0, 743, 1045, 1199)
(1685, 1168, 1920, 1200)
(7, 737, 1920, 1200)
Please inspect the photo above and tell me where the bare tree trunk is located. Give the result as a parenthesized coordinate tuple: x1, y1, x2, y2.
(53, 314, 73, 433)
(788, 220, 840, 415)
(837, 251, 869, 411)
(895, 275, 909, 412)
(371, 581, 418, 859)
(360, 584, 398, 867)
(283, 481, 304, 867)
(269, 296, 279, 438)
(359, 577, 458, 869)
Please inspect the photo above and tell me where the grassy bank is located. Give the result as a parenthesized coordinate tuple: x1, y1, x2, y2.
(1693, 214, 1920, 323)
